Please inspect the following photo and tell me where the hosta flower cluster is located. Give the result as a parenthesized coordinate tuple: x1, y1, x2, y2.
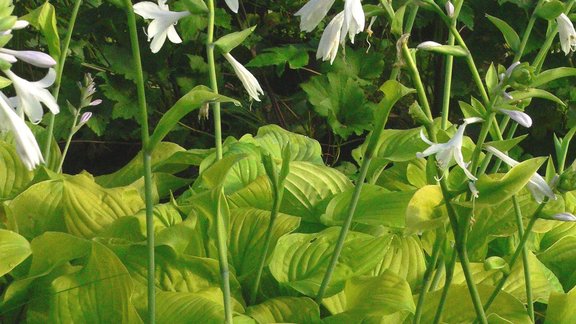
(0, 13, 58, 170)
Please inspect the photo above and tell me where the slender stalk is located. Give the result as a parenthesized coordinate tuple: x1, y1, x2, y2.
(389, 5, 419, 80)
(401, 44, 433, 120)
(44, 0, 82, 165)
(512, 196, 534, 322)
(207, 1, 232, 320)
(402, 41, 488, 324)
(413, 230, 444, 324)
(57, 109, 80, 173)
(206, 0, 223, 160)
(315, 154, 372, 302)
(124, 2, 155, 322)
(441, 0, 463, 130)
(433, 249, 457, 324)
(513, 15, 537, 62)
(250, 178, 285, 305)
(215, 188, 233, 324)
(483, 202, 546, 313)
(430, 256, 445, 291)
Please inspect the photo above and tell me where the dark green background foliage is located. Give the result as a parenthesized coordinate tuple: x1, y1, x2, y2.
(10, 0, 575, 172)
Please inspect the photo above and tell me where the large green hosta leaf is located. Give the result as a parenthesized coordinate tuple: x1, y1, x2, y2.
(0, 229, 31, 277)
(48, 242, 141, 323)
(451, 253, 563, 304)
(115, 245, 242, 300)
(419, 285, 531, 323)
(246, 297, 320, 324)
(466, 191, 565, 260)
(155, 289, 252, 323)
(352, 127, 428, 165)
(538, 235, 576, 290)
(5, 174, 145, 239)
(0, 141, 34, 199)
(62, 174, 145, 238)
(228, 208, 300, 280)
(322, 270, 415, 322)
(281, 162, 352, 222)
(372, 234, 426, 289)
(0, 233, 92, 313)
(545, 286, 576, 323)
(320, 184, 413, 228)
(239, 124, 323, 164)
(95, 142, 186, 188)
(269, 227, 392, 297)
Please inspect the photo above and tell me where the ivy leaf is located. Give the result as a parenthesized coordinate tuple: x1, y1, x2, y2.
(301, 72, 374, 139)
(246, 45, 309, 75)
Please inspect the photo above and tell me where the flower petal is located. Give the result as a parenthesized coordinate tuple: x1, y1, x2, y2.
(225, 0, 239, 13)
(484, 145, 520, 167)
(166, 25, 182, 44)
(223, 53, 264, 101)
(133, 2, 163, 19)
(499, 109, 532, 128)
(295, 0, 336, 32)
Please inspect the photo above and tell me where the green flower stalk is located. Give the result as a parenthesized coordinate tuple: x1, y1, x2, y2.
(44, 0, 83, 164)
(124, 1, 156, 322)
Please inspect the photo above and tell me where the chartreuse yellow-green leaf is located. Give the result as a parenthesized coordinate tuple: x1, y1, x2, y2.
(545, 286, 576, 323)
(321, 184, 414, 228)
(48, 242, 141, 323)
(0, 229, 31, 277)
(246, 297, 320, 324)
(475, 157, 547, 205)
(269, 227, 392, 297)
(322, 270, 415, 322)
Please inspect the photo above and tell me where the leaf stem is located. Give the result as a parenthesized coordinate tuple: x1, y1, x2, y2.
(512, 195, 534, 322)
(250, 160, 287, 305)
(389, 4, 419, 80)
(482, 202, 545, 313)
(433, 249, 457, 324)
(315, 153, 372, 302)
(44, 0, 82, 165)
(57, 108, 80, 172)
(124, 1, 155, 322)
(413, 230, 444, 324)
(215, 189, 233, 324)
(441, 0, 463, 130)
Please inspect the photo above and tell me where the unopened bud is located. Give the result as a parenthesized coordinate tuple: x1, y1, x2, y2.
(551, 213, 576, 222)
(445, 1, 455, 18)
(79, 111, 92, 125)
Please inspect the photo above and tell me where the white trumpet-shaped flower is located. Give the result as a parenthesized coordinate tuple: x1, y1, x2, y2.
(557, 13, 576, 55)
(222, 53, 264, 101)
(133, 0, 191, 53)
(485, 145, 556, 203)
(2, 68, 59, 124)
(317, 11, 344, 64)
(499, 108, 532, 128)
(295, 0, 336, 32)
(417, 117, 483, 181)
(0, 48, 57, 68)
(0, 92, 44, 170)
(342, 0, 365, 44)
(225, 0, 239, 13)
